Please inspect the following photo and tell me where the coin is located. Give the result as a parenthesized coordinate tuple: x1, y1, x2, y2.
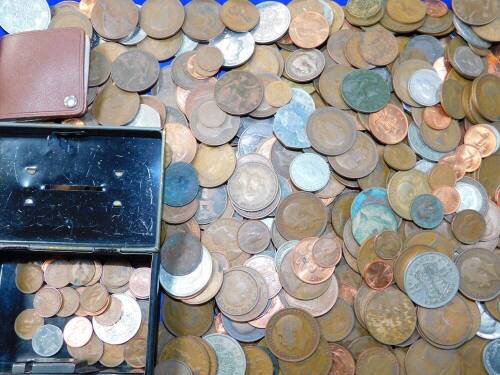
(0, 0, 51, 34)
(159, 336, 210, 375)
(220, 0, 259, 32)
(251, 1, 291, 43)
(64, 316, 93, 348)
(341, 70, 391, 113)
(387, 170, 431, 220)
(80, 283, 109, 314)
(205, 334, 246, 375)
(243, 346, 274, 375)
(216, 266, 260, 316)
(182, 0, 224, 42)
(329, 343, 355, 375)
(405, 339, 462, 375)
(410, 193, 444, 229)
(289, 153, 330, 192)
(464, 124, 498, 158)
(210, 29, 255, 68)
(351, 204, 398, 245)
(451, 209, 486, 244)
(16, 263, 44, 294)
(91, 84, 140, 126)
(100, 343, 125, 368)
(67, 333, 104, 366)
(285, 49, 325, 83)
(316, 298, 355, 342)
(312, 236, 343, 268)
(289, 11, 329, 49)
(33, 287, 62, 318)
(141, 0, 185, 39)
(91, 0, 138, 40)
(163, 295, 213, 336)
(95, 295, 123, 326)
(14, 309, 44, 340)
(32, 324, 64, 357)
(264, 81, 292, 108)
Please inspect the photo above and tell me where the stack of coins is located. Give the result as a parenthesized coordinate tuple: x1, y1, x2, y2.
(14, 259, 151, 369)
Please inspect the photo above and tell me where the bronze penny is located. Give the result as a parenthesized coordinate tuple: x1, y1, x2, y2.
(405, 339, 462, 375)
(291, 237, 335, 285)
(111, 50, 160, 93)
(88, 50, 111, 87)
(386, 0, 427, 24)
(329, 343, 355, 375)
(316, 298, 355, 342)
(33, 287, 63, 318)
(93, 42, 127, 64)
(129, 267, 151, 299)
(289, 11, 329, 49)
(345, 33, 374, 70)
(86, 260, 103, 287)
(220, 0, 259, 32)
(464, 124, 498, 158)
(159, 336, 211, 375)
(420, 120, 461, 153)
(214, 71, 264, 115)
(374, 230, 402, 260)
(363, 260, 393, 290)
(237, 220, 271, 255)
(14, 309, 44, 340)
(453, 0, 497, 26)
(318, 65, 354, 109)
(368, 104, 408, 145)
(423, 105, 452, 130)
(101, 260, 133, 289)
(428, 164, 456, 190)
(80, 283, 109, 314)
(124, 338, 147, 368)
(182, 0, 225, 42)
(16, 263, 44, 294)
(49, 9, 93, 37)
(440, 78, 466, 120)
(100, 343, 125, 367)
(95, 295, 123, 326)
(331, 191, 357, 239)
(327, 30, 359, 66)
(165, 122, 197, 164)
(485, 296, 500, 321)
(278, 337, 332, 375)
(56, 287, 81, 318)
(163, 295, 214, 336)
(360, 30, 399, 66)
(43, 260, 71, 289)
(140, 0, 185, 39)
(92, 84, 140, 126)
(356, 348, 399, 375)
(137, 33, 183, 62)
(67, 334, 104, 366)
(141, 96, 167, 126)
(384, 143, 416, 171)
(195, 46, 224, 73)
(432, 186, 461, 215)
(264, 81, 292, 107)
(69, 259, 95, 287)
(91, 0, 139, 40)
(312, 235, 343, 268)
(451, 209, 486, 244)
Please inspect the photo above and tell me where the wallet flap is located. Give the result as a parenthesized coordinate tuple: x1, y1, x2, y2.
(0, 28, 87, 120)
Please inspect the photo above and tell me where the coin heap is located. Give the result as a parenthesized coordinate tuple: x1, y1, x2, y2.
(14, 258, 151, 369)
(1, 0, 500, 373)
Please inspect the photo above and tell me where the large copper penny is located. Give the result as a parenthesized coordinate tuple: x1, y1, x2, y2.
(312, 235, 343, 268)
(95, 295, 123, 326)
(275, 192, 328, 241)
(16, 263, 44, 294)
(14, 309, 44, 340)
(329, 343, 355, 375)
(125, 337, 147, 368)
(405, 339, 462, 375)
(67, 334, 104, 366)
(140, 0, 185, 39)
(43, 260, 71, 289)
(33, 287, 63, 318)
(91, 84, 140, 126)
(317, 298, 355, 342)
(192, 144, 236, 188)
(182, 0, 225, 42)
(80, 283, 109, 314)
(215, 71, 264, 115)
(159, 336, 211, 375)
(99, 343, 125, 367)
(101, 260, 133, 289)
(57, 287, 81, 318)
(423, 105, 452, 130)
(289, 11, 329, 49)
(91, 0, 139, 40)
(163, 295, 213, 336)
(220, 0, 259, 32)
(129, 267, 151, 299)
(216, 266, 259, 316)
(111, 50, 160, 93)
(368, 104, 408, 144)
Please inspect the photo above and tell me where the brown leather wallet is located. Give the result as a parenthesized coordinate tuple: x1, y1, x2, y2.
(0, 28, 89, 121)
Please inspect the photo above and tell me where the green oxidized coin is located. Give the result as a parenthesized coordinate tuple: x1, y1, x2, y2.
(341, 69, 391, 113)
(351, 203, 399, 245)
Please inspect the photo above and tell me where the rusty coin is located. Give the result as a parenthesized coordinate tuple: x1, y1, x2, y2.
(111, 50, 160, 93)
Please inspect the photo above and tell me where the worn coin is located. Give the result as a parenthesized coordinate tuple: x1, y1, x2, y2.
(251, 1, 290, 43)
(67, 333, 104, 366)
(410, 193, 444, 229)
(289, 11, 329, 49)
(0, 0, 51, 34)
(161, 232, 203, 276)
(63, 316, 93, 348)
(451, 209, 486, 244)
(237, 220, 271, 255)
(210, 29, 255, 68)
(141, 0, 185, 39)
(205, 334, 246, 375)
(33, 287, 62, 318)
(91, 0, 138, 40)
(285, 49, 325, 83)
(163, 162, 199, 207)
(16, 263, 44, 294)
(341, 70, 391, 113)
(32, 324, 64, 357)
(14, 309, 44, 340)
(215, 71, 263, 115)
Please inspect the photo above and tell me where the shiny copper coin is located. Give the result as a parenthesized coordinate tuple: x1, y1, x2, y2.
(363, 260, 393, 290)
(80, 283, 109, 314)
(368, 104, 408, 144)
(33, 287, 63, 318)
(291, 237, 334, 285)
(289, 11, 329, 49)
(129, 267, 151, 299)
(63, 316, 93, 348)
(91, 0, 139, 40)
(329, 343, 355, 375)
(438, 153, 466, 180)
(312, 236, 343, 268)
(455, 144, 482, 172)
(423, 105, 452, 130)
(14, 309, 44, 340)
(125, 338, 147, 368)
(16, 263, 44, 294)
(464, 124, 497, 158)
(57, 287, 81, 318)
(423, 0, 449, 16)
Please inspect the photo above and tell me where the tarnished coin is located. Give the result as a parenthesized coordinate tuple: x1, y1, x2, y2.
(140, 0, 185, 39)
(264, 81, 292, 108)
(341, 69, 391, 113)
(220, 0, 259, 32)
(312, 236, 342, 269)
(216, 266, 260, 316)
(360, 29, 399, 66)
(159, 336, 211, 375)
(183, 253, 226, 305)
(215, 71, 263, 115)
(101, 260, 133, 290)
(452, 0, 497, 26)
(243, 346, 274, 375)
(387, 170, 431, 220)
(0, 0, 51, 34)
(285, 49, 325, 83)
(329, 343, 355, 375)
(405, 339, 462, 375)
(410, 194, 444, 229)
(56, 287, 81, 318)
(91, 0, 138, 40)
(351, 204, 398, 245)
(138, 33, 183, 62)
(80, 283, 109, 314)
(161, 232, 203, 276)
(163, 295, 213, 336)
(100, 343, 125, 368)
(32, 324, 64, 357)
(33, 287, 62, 318)
(356, 348, 399, 375)
(154, 360, 193, 375)
(251, 1, 291, 43)
(14, 309, 44, 340)
(164, 162, 199, 208)
(92, 84, 140, 126)
(483, 339, 500, 375)
(451, 209, 486, 244)
(237, 220, 271, 255)
(204, 334, 246, 375)
(16, 263, 44, 294)
(67, 333, 104, 366)
(291, 237, 334, 285)
(182, 0, 225, 42)
(404, 252, 460, 308)
(266, 308, 320, 362)
(289, 153, 330, 192)
(289, 11, 329, 49)
(111, 50, 160, 93)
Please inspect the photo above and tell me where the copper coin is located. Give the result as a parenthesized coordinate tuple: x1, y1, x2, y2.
(16, 263, 44, 294)
(91, 84, 140, 126)
(248, 294, 286, 329)
(464, 124, 497, 158)
(236, 220, 271, 255)
(101, 260, 133, 289)
(327, 30, 359, 66)
(33, 287, 63, 318)
(80, 283, 109, 314)
(264, 81, 292, 108)
(14, 309, 44, 340)
(111, 50, 160, 93)
(86, 260, 103, 287)
(57, 287, 81, 318)
(291, 237, 335, 285)
(356, 348, 399, 375)
(137, 33, 183, 62)
(428, 164, 456, 190)
(43, 260, 71, 289)
(451, 209, 486, 244)
(182, 0, 225, 42)
(363, 260, 393, 290)
(438, 154, 466, 181)
(220, 0, 259, 32)
(423, 105, 452, 130)
(129, 267, 151, 299)
(312, 236, 343, 268)
(125, 337, 147, 368)
(79, 0, 96, 17)
(88, 50, 111, 87)
(140, 0, 185, 39)
(91, 0, 139, 40)
(345, 33, 374, 70)
(63, 316, 93, 348)
(455, 144, 482, 173)
(360, 29, 399, 66)
(67, 334, 104, 366)
(373, 230, 402, 260)
(368, 104, 408, 144)
(164, 122, 197, 164)
(316, 297, 354, 341)
(94, 294, 123, 326)
(69, 259, 96, 287)
(100, 343, 125, 367)
(405, 339, 462, 375)
(289, 11, 329, 49)
(423, 0, 448, 17)
(215, 71, 263, 115)
(431, 186, 460, 215)
(93, 42, 127, 64)
(329, 343, 355, 375)
(195, 46, 224, 73)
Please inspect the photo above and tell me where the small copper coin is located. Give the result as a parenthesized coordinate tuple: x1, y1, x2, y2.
(451, 209, 486, 244)
(91, 84, 140, 126)
(57, 287, 81, 318)
(111, 50, 160, 92)
(368, 104, 408, 144)
(464, 124, 497, 158)
(129, 267, 151, 299)
(91, 0, 139, 40)
(423, 105, 452, 130)
(363, 260, 393, 290)
(291, 237, 335, 285)
(14, 309, 44, 340)
(99, 343, 125, 367)
(264, 81, 292, 108)
(140, 0, 185, 39)
(70, 260, 96, 287)
(455, 144, 482, 173)
(289, 11, 329, 49)
(237, 220, 271, 254)
(95, 295, 123, 326)
(80, 283, 109, 314)
(428, 164, 456, 191)
(33, 287, 63, 318)
(329, 343, 355, 375)
(220, 0, 259, 32)
(16, 263, 44, 294)
(312, 236, 343, 268)
(63, 316, 93, 348)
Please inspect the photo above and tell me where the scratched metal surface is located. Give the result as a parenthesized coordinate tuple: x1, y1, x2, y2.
(0, 124, 163, 251)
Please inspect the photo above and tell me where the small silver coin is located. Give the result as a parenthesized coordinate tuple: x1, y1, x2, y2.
(210, 29, 255, 68)
(455, 176, 488, 215)
(289, 153, 330, 192)
(453, 46, 485, 78)
(204, 334, 246, 375)
(408, 69, 442, 106)
(251, 1, 290, 43)
(32, 324, 63, 357)
(0, 0, 51, 34)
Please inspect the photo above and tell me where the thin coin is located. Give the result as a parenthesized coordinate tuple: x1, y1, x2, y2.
(291, 237, 334, 285)
(312, 236, 342, 269)
(464, 124, 498, 158)
(316, 298, 355, 342)
(95, 295, 123, 326)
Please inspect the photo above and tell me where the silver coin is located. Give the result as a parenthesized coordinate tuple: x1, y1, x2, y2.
(154, 359, 194, 375)
(119, 25, 147, 46)
(159, 246, 213, 298)
(210, 29, 255, 67)
(203, 334, 246, 375)
(285, 49, 325, 83)
(237, 122, 274, 157)
(408, 69, 442, 106)
(251, 1, 290, 44)
(413, 159, 437, 174)
(483, 339, 500, 375)
(317, 0, 334, 25)
(92, 293, 141, 345)
(195, 186, 228, 225)
(453, 46, 485, 78)
(273, 101, 314, 149)
(289, 153, 330, 192)
(481, 201, 500, 242)
(32, 324, 63, 357)
(477, 302, 500, 340)
(177, 33, 199, 56)
(274, 240, 299, 271)
(404, 252, 459, 308)
(244, 255, 282, 298)
(453, 15, 492, 49)
(455, 176, 488, 215)
(0, 0, 50, 34)
(406, 35, 444, 64)
(290, 88, 315, 110)
(408, 122, 448, 162)
(221, 315, 266, 343)
(126, 104, 161, 128)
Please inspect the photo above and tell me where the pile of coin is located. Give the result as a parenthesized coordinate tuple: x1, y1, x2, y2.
(14, 258, 151, 369)
(1, 0, 500, 373)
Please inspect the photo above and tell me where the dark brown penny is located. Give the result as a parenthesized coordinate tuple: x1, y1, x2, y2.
(111, 50, 160, 92)
(67, 334, 104, 366)
(49, 9, 93, 37)
(420, 120, 461, 153)
(137, 33, 182, 62)
(214, 71, 264, 115)
(140, 0, 185, 39)
(220, 0, 259, 32)
(89, 50, 110, 87)
(91, 84, 140, 126)
(312, 235, 343, 268)
(275, 192, 328, 241)
(182, 0, 225, 42)
(91, 0, 139, 40)
(172, 52, 215, 91)
(237, 220, 271, 254)
(451, 209, 486, 245)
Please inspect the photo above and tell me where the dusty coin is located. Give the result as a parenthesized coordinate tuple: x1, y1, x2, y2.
(237, 220, 271, 255)
(111, 50, 160, 93)
(410, 194, 444, 229)
(215, 71, 264, 115)
(140, 0, 185, 39)
(95, 295, 123, 326)
(137, 33, 183, 62)
(161, 232, 203, 276)
(91, 84, 140, 126)
(91, 0, 138, 40)
(285, 49, 325, 83)
(182, 0, 225, 42)
(360, 29, 399, 66)
(451, 209, 486, 244)
(216, 267, 260, 316)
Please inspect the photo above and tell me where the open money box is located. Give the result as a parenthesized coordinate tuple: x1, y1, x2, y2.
(0, 123, 164, 374)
